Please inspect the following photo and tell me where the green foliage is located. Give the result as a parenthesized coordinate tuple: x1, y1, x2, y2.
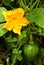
(12, 48, 22, 65)
(29, 8, 44, 28)
(0, 23, 7, 37)
(4, 34, 17, 48)
(0, 0, 44, 65)
(0, 7, 7, 37)
(0, 7, 7, 22)
(5, 35, 17, 43)
(17, 30, 27, 49)
(2, 0, 12, 6)
(18, 0, 27, 9)
(40, 48, 44, 57)
(34, 58, 42, 65)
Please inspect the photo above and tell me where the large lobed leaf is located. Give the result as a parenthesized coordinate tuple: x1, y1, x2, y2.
(29, 8, 44, 28)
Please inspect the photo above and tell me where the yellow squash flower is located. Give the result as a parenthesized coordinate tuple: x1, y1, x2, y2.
(2, 8, 29, 35)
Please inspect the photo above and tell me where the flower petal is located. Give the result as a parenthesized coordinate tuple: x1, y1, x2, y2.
(2, 10, 14, 21)
(2, 8, 24, 21)
(13, 22, 22, 35)
(13, 8, 24, 17)
(17, 17, 29, 26)
(3, 21, 13, 31)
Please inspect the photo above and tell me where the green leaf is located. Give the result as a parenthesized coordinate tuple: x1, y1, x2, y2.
(5, 35, 17, 42)
(0, 7, 7, 12)
(2, 0, 11, 6)
(12, 48, 19, 54)
(0, 7, 7, 22)
(29, 8, 44, 28)
(0, 23, 7, 37)
(19, 30, 27, 40)
(12, 48, 22, 65)
(34, 58, 42, 65)
(17, 53, 22, 61)
(40, 48, 44, 57)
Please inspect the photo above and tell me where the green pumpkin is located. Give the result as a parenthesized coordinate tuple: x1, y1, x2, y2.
(24, 43, 39, 61)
